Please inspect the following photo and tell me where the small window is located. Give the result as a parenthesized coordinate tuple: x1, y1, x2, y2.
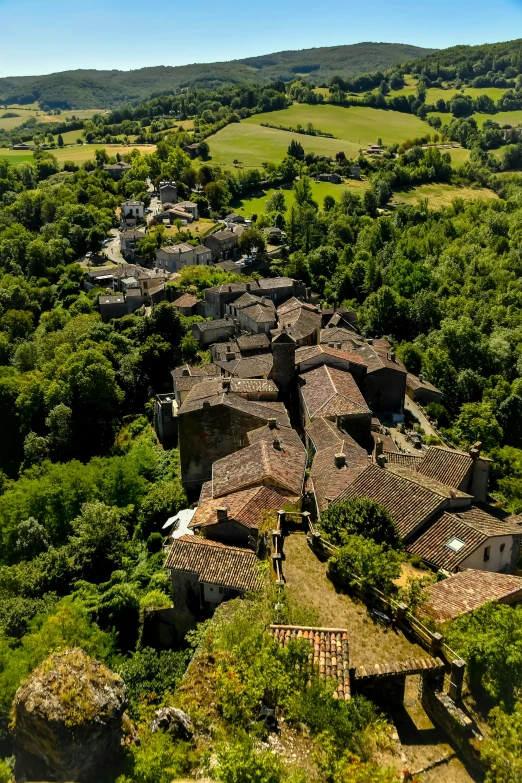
(500, 543, 506, 553)
(446, 537, 466, 553)
(484, 546, 491, 562)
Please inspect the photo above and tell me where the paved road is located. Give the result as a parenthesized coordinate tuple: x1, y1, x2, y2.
(104, 229, 125, 265)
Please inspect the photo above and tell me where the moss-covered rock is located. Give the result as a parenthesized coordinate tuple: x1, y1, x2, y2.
(12, 648, 126, 782)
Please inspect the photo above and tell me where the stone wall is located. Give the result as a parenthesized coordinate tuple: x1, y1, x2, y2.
(364, 367, 406, 413)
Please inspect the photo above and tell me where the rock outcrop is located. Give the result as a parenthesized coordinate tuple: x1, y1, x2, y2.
(12, 648, 126, 782)
(149, 706, 193, 741)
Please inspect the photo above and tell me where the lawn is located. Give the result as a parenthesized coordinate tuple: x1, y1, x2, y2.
(444, 146, 471, 165)
(393, 183, 498, 209)
(0, 151, 34, 165)
(244, 104, 432, 147)
(0, 106, 103, 132)
(163, 218, 218, 239)
(283, 532, 424, 668)
(232, 179, 368, 216)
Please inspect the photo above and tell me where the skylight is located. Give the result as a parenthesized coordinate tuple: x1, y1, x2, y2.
(446, 537, 466, 553)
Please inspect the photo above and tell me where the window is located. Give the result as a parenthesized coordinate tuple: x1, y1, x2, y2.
(484, 546, 491, 562)
(446, 537, 466, 553)
(500, 543, 506, 553)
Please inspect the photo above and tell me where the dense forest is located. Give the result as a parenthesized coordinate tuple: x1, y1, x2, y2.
(0, 42, 434, 109)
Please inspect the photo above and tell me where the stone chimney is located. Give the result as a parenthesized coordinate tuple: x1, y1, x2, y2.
(469, 442, 490, 503)
(268, 418, 277, 430)
(216, 507, 228, 522)
(334, 453, 345, 468)
(470, 442, 482, 460)
(375, 438, 384, 458)
(367, 337, 373, 345)
(376, 454, 386, 468)
(273, 437, 281, 451)
(390, 351, 396, 362)
(246, 283, 251, 291)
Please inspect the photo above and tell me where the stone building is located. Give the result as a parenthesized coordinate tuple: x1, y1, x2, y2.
(406, 373, 443, 406)
(191, 318, 237, 347)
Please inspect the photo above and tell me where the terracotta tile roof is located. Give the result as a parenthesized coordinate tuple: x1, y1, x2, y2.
(233, 292, 273, 310)
(165, 535, 261, 592)
(178, 381, 290, 425)
(310, 438, 370, 514)
(320, 326, 359, 346)
(258, 277, 295, 290)
(173, 293, 198, 308)
(190, 486, 290, 530)
(277, 301, 321, 342)
(215, 354, 273, 379)
(306, 418, 346, 452)
(407, 505, 522, 571)
(194, 318, 235, 332)
(173, 363, 220, 379)
(212, 440, 306, 499)
(299, 365, 370, 420)
(372, 431, 398, 454)
(270, 625, 350, 700)
(228, 378, 278, 396)
(407, 373, 442, 395)
(247, 422, 305, 452)
(422, 569, 522, 623)
(242, 303, 277, 324)
(295, 344, 367, 369)
(199, 481, 214, 502)
(383, 451, 425, 470)
(212, 341, 240, 360)
(417, 447, 473, 488)
(160, 242, 194, 254)
(195, 244, 210, 255)
(236, 333, 270, 353)
(337, 463, 458, 539)
(210, 229, 237, 242)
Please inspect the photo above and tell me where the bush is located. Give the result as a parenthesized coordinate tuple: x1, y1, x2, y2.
(320, 498, 401, 549)
(214, 737, 286, 783)
(327, 535, 402, 594)
(119, 647, 190, 716)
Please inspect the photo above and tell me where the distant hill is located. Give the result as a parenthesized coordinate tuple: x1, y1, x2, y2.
(0, 42, 435, 110)
(411, 37, 522, 78)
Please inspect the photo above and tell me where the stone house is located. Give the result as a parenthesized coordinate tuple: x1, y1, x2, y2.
(156, 243, 197, 273)
(183, 143, 200, 159)
(295, 345, 367, 390)
(120, 200, 144, 224)
(406, 373, 443, 406)
(103, 161, 131, 180)
(308, 435, 370, 518)
(120, 230, 146, 261)
(189, 485, 290, 547)
(171, 363, 222, 407)
(177, 378, 290, 492)
(159, 180, 178, 206)
(172, 293, 199, 316)
(205, 230, 239, 260)
(276, 299, 321, 346)
(298, 364, 372, 445)
(165, 535, 260, 616)
(214, 352, 273, 379)
(99, 294, 127, 322)
(225, 292, 277, 335)
(176, 201, 199, 221)
(191, 318, 237, 347)
(203, 277, 305, 320)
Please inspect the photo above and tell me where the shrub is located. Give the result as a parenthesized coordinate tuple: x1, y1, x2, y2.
(327, 535, 402, 594)
(320, 498, 401, 550)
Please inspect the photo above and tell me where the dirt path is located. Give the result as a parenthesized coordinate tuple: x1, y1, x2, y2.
(283, 532, 424, 667)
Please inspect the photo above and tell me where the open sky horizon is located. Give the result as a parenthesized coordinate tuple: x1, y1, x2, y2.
(2, 0, 522, 78)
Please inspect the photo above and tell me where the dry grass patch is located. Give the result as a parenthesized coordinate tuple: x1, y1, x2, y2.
(283, 532, 424, 668)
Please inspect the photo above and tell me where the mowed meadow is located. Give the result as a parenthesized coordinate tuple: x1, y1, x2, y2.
(207, 104, 432, 166)
(0, 144, 156, 166)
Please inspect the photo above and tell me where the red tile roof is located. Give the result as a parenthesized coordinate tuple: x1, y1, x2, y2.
(247, 422, 305, 452)
(270, 625, 350, 700)
(165, 535, 261, 592)
(173, 293, 198, 308)
(190, 486, 290, 530)
(212, 440, 306, 499)
(407, 505, 521, 571)
(337, 463, 462, 539)
(299, 365, 370, 420)
(416, 447, 473, 488)
(305, 418, 346, 452)
(422, 569, 522, 623)
(383, 451, 425, 470)
(406, 373, 442, 395)
(310, 437, 369, 514)
(295, 344, 367, 369)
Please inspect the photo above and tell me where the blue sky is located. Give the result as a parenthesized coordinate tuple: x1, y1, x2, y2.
(2, 0, 522, 77)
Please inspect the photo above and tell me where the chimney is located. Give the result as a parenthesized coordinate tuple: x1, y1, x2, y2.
(470, 441, 482, 460)
(202, 400, 210, 408)
(334, 453, 345, 468)
(228, 285, 232, 292)
(273, 437, 281, 450)
(329, 343, 335, 348)
(268, 418, 277, 430)
(216, 507, 228, 522)
(390, 351, 396, 362)
(376, 454, 387, 468)
(246, 283, 251, 291)
(375, 438, 384, 458)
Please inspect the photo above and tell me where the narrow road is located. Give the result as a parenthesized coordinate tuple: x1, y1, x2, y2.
(404, 396, 438, 438)
(104, 229, 125, 265)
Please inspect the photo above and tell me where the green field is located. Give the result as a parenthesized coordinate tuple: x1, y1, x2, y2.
(0, 144, 156, 166)
(245, 104, 431, 147)
(0, 106, 104, 132)
(428, 108, 522, 129)
(394, 183, 498, 209)
(444, 146, 471, 164)
(231, 179, 369, 216)
(208, 104, 432, 167)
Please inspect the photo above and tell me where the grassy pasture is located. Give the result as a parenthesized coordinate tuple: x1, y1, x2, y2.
(244, 104, 432, 147)
(0, 144, 156, 166)
(393, 183, 498, 209)
(207, 122, 360, 167)
(0, 106, 103, 132)
(231, 178, 369, 216)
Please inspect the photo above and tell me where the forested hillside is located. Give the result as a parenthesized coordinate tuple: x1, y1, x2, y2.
(0, 42, 434, 109)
